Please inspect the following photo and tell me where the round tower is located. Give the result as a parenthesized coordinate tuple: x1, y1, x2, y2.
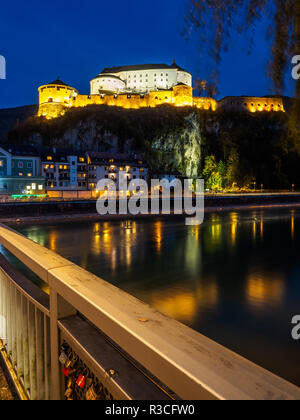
(38, 78, 78, 119)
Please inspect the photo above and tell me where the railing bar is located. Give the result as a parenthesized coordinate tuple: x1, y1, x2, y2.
(7, 279, 12, 357)
(44, 314, 51, 401)
(3, 273, 7, 348)
(16, 289, 23, 380)
(21, 295, 30, 395)
(28, 301, 37, 400)
(11, 283, 17, 367)
(35, 307, 45, 400)
(0, 266, 49, 316)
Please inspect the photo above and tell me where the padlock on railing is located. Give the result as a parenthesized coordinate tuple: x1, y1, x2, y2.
(62, 366, 77, 378)
(76, 370, 87, 389)
(59, 351, 69, 365)
(85, 385, 99, 400)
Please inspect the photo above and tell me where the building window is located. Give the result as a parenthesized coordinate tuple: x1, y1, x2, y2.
(27, 162, 33, 169)
(18, 162, 23, 169)
(19, 173, 23, 177)
(47, 156, 52, 161)
(0, 161, 3, 167)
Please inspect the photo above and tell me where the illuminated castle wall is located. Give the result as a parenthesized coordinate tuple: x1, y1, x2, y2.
(218, 96, 285, 113)
(38, 80, 217, 119)
(37, 63, 285, 120)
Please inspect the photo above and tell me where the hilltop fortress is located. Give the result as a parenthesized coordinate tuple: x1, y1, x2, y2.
(38, 61, 285, 119)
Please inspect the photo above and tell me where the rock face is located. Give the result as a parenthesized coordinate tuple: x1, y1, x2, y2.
(151, 113, 202, 177)
(8, 106, 203, 177)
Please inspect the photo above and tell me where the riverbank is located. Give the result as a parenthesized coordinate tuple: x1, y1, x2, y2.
(1, 194, 300, 226)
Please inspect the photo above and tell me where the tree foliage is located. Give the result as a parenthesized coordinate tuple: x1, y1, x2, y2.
(185, 0, 300, 97)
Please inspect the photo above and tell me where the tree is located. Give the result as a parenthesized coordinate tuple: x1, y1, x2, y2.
(225, 150, 240, 188)
(185, 1, 300, 98)
(203, 155, 224, 190)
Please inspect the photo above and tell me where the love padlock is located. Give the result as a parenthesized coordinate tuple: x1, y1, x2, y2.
(76, 373, 87, 389)
(59, 351, 68, 365)
(65, 387, 73, 399)
(62, 366, 76, 377)
(86, 385, 99, 401)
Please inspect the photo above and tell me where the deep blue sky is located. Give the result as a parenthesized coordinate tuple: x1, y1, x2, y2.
(0, 0, 295, 109)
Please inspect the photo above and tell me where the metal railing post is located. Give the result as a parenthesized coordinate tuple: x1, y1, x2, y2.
(50, 289, 76, 400)
(49, 289, 60, 400)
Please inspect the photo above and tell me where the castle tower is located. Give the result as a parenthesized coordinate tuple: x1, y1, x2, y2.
(38, 78, 78, 119)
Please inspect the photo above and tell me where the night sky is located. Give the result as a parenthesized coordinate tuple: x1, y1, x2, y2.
(0, 0, 295, 109)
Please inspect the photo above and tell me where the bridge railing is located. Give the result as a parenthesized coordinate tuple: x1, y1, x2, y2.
(0, 223, 300, 400)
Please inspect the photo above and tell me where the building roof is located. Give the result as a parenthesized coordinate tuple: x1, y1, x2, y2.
(47, 78, 71, 87)
(100, 62, 191, 75)
(38, 147, 85, 162)
(91, 74, 124, 82)
(0, 144, 39, 157)
(86, 151, 147, 167)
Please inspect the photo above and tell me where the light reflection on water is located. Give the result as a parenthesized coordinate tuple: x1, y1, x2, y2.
(5, 208, 300, 387)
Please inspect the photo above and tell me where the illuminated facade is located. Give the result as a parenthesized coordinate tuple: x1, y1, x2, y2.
(37, 64, 285, 120)
(0, 145, 45, 195)
(86, 152, 148, 192)
(90, 61, 192, 94)
(218, 96, 285, 113)
(41, 150, 87, 191)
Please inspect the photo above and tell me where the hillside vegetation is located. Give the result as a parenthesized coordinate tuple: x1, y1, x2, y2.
(4, 103, 300, 189)
(0, 105, 37, 141)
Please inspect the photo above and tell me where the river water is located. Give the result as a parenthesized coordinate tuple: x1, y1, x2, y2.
(8, 208, 300, 387)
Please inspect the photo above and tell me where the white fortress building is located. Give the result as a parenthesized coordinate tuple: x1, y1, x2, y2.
(90, 60, 192, 95)
(38, 60, 285, 119)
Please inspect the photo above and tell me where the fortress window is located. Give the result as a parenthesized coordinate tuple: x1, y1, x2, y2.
(48, 98, 53, 102)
